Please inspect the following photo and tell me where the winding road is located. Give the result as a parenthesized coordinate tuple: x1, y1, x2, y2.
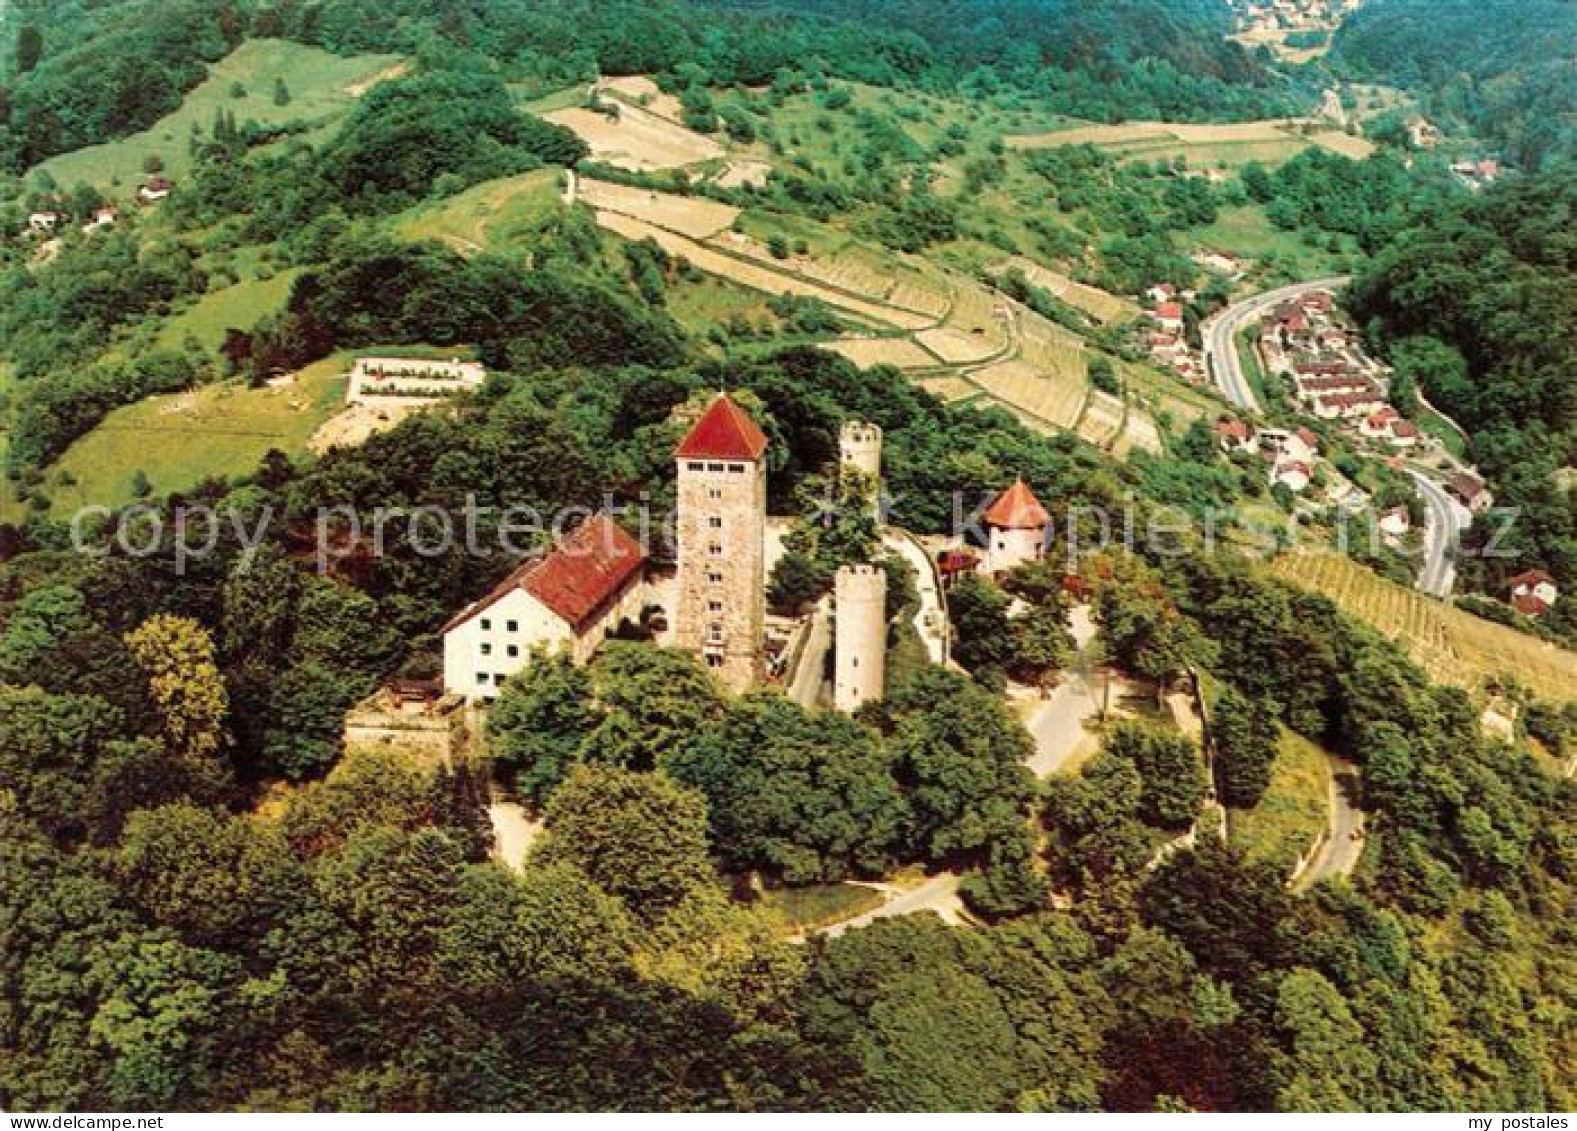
(1200, 275, 1352, 414)
(1408, 468, 1470, 599)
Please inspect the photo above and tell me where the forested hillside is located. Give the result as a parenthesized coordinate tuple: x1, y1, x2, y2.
(1332, 0, 1577, 170)
(0, 0, 1308, 173)
(1348, 170, 1577, 637)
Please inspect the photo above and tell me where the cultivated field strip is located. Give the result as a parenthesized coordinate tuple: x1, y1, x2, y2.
(578, 178, 740, 239)
(1272, 552, 1577, 703)
(970, 359, 1088, 430)
(997, 257, 1140, 324)
(546, 102, 724, 170)
(916, 326, 1003, 365)
(1077, 390, 1127, 448)
(822, 337, 942, 370)
(593, 212, 929, 328)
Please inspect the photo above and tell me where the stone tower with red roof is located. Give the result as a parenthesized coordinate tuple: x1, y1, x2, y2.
(982, 478, 1050, 575)
(673, 393, 769, 692)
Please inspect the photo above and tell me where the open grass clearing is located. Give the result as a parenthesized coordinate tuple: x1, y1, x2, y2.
(155, 269, 305, 353)
(822, 336, 939, 369)
(592, 211, 928, 329)
(31, 39, 404, 194)
(47, 355, 349, 512)
(757, 884, 884, 933)
(1229, 728, 1332, 873)
(394, 169, 564, 255)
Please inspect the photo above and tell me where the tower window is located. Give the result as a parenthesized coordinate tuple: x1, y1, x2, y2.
(707, 570, 723, 584)
(708, 516, 723, 529)
(708, 623, 723, 643)
(506, 619, 518, 632)
(480, 618, 491, 631)
(708, 600, 723, 613)
(507, 645, 519, 658)
(708, 487, 722, 499)
(480, 643, 492, 656)
(709, 543, 723, 557)
(477, 673, 489, 685)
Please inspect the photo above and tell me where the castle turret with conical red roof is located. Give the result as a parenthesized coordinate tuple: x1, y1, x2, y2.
(983, 477, 1049, 574)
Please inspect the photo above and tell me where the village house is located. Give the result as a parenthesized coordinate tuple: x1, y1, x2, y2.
(27, 210, 63, 233)
(1508, 569, 1559, 616)
(1378, 506, 1411, 537)
(1192, 249, 1245, 277)
(1360, 406, 1400, 438)
(1257, 426, 1317, 465)
(1151, 301, 1185, 334)
(442, 514, 649, 701)
(1146, 283, 1178, 305)
(137, 178, 173, 204)
(1447, 472, 1494, 513)
(1312, 390, 1387, 420)
(1216, 418, 1256, 454)
(1386, 419, 1420, 448)
(81, 207, 118, 234)
(1271, 459, 1312, 494)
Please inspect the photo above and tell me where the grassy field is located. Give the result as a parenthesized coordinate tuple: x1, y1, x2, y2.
(47, 355, 349, 512)
(394, 169, 564, 255)
(32, 40, 404, 194)
(1273, 551, 1577, 703)
(1188, 206, 1345, 275)
(757, 884, 884, 932)
(1229, 728, 1331, 872)
(155, 269, 305, 353)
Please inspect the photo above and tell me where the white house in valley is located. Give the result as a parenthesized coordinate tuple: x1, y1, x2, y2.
(442, 514, 648, 700)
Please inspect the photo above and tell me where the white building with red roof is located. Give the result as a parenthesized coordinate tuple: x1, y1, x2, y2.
(1509, 569, 1558, 615)
(442, 514, 648, 700)
(1152, 301, 1185, 334)
(982, 478, 1051, 575)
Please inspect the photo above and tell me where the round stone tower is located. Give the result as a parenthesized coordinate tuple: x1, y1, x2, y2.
(839, 420, 883, 519)
(834, 563, 887, 713)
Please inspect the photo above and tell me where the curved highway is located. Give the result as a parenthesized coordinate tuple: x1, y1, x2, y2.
(1408, 468, 1470, 599)
(1202, 276, 1465, 599)
(1201, 275, 1352, 413)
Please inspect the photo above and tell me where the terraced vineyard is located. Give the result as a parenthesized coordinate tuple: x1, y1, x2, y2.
(1273, 552, 1577, 703)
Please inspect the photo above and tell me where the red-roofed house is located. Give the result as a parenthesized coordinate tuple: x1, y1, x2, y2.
(1360, 406, 1400, 438)
(1152, 302, 1184, 333)
(1386, 419, 1420, 448)
(1216, 418, 1255, 453)
(1271, 460, 1312, 494)
(1509, 569, 1558, 611)
(983, 478, 1050, 574)
(443, 514, 648, 699)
